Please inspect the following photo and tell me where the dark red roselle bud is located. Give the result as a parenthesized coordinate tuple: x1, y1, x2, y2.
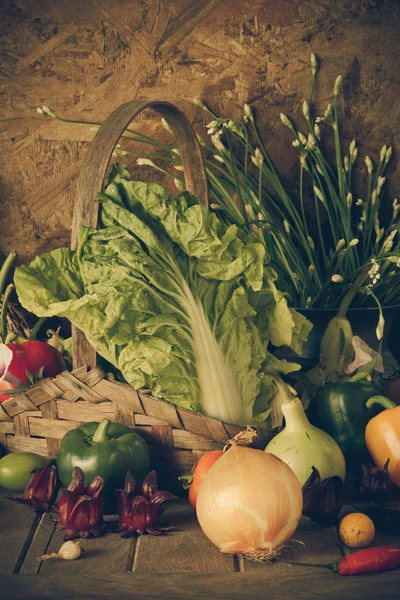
(302, 466, 344, 525)
(116, 470, 177, 537)
(54, 466, 104, 541)
(358, 459, 393, 501)
(7, 464, 57, 512)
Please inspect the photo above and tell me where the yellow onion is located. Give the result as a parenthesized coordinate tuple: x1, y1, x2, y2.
(196, 446, 303, 561)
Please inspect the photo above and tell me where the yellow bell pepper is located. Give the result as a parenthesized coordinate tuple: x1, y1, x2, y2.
(365, 396, 400, 486)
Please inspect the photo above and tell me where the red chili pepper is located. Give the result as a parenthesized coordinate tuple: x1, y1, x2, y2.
(0, 341, 65, 401)
(292, 545, 400, 576)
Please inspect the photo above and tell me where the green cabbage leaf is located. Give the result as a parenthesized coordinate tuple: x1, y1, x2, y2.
(15, 166, 311, 425)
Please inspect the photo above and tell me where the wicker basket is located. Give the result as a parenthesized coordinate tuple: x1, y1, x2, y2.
(0, 100, 272, 492)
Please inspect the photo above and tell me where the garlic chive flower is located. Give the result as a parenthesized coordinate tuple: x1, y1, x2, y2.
(376, 314, 385, 341)
(137, 158, 156, 167)
(372, 189, 378, 206)
(365, 155, 373, 174)
(344, 156, 350, 172)
(243, 103, 254, 123)
(214, 155, 225, 163)
(386, 146, 393, 162)
(113, 146, 129, 158)
(174, 164, 184, 171)
(346, 193, 353, 208)
(314, 123, 321, 140)
(310, 53, 318, 76)
(348, 238, 359, 247)
(377, 176, 386, 194)
(380, 145, 387, 163)
(251, 149, 264, 168)
(280, 113, 296, 134)
(174, 178, 185, 192)
(336, 239, 346, 251)
(349, 139, 356, 155)
(332, 274, 344, 283)
(314, 186, 324, 202)
(302, 100, 310, 120)
(333, 75, 342, 96)
(193, 98, 207, 109)
(161, 118, 172, 133)
(206, 120, 218, 134)
(368, 259, 380, 285)
(383, 230, 397, 252)
(37, 105, 56, 118)
(298, 132, 307, 145)
(211, 134, 225, 153)
(284, 219, 290, 234)
(307, 235, 315, 249)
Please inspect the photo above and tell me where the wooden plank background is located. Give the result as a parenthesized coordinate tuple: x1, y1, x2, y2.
(0, 0, 399, 264)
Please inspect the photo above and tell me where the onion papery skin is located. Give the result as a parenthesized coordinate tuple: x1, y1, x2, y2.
(196, 446, 303, 560)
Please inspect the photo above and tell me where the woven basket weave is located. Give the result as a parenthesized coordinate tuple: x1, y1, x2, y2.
(0, 100, 272, 491)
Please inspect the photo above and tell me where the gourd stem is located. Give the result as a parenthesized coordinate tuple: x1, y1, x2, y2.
(92, 418, 111, 443)
(365, 396, 397, 410)
(262, 370, 294, 403)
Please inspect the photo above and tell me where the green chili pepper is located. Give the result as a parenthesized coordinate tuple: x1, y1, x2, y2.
(57, 419, 150, 513)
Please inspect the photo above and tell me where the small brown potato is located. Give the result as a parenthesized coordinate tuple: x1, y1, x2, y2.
(339, 512, 375, 548)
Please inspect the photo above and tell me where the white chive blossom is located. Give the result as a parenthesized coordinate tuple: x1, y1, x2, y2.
(332, 274, 343, 283)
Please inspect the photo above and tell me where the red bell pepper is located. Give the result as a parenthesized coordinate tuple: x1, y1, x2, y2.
(0, 341, 65, 401)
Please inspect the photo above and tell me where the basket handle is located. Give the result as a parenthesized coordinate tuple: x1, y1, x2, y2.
(71, 100, 209, 369)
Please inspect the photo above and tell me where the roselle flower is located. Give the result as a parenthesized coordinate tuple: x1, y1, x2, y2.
(8, 464, 57, 512)
(358, 460, 393, 501)
(302, 466, 344, 525)
(116, 470, 177, 537)
(54, 466, 104, 541)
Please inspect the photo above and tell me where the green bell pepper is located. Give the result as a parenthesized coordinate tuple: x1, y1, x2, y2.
(307, 380, 385, 473)
(57, 419, 150, 513)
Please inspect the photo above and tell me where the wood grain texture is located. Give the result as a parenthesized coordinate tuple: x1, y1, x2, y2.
(2, 571, 400, 600)
(132, 498, 235, 573)
(0, 0, 398, 265)
(0, 489, 39, 575)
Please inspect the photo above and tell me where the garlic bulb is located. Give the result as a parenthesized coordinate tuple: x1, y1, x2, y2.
(37, 540, 86, 562)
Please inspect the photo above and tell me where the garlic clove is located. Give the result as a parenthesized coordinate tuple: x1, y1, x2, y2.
(37, 540, 86, 562)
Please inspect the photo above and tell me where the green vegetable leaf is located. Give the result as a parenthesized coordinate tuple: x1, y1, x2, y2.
(15, 165, 309, 425)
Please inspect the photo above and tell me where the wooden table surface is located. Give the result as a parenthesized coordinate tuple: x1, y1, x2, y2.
(1, 488, 399, 600)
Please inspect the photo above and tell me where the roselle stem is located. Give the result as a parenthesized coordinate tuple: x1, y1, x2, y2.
(92, 418, 111, 443)
(365, 396, 397, 410)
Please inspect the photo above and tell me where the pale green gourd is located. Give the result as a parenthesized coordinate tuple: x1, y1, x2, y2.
(264, 371, 346, 486)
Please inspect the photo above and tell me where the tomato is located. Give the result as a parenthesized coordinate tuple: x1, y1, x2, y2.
(0, 452, 49, 493)
(188, 450, 224, 508)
